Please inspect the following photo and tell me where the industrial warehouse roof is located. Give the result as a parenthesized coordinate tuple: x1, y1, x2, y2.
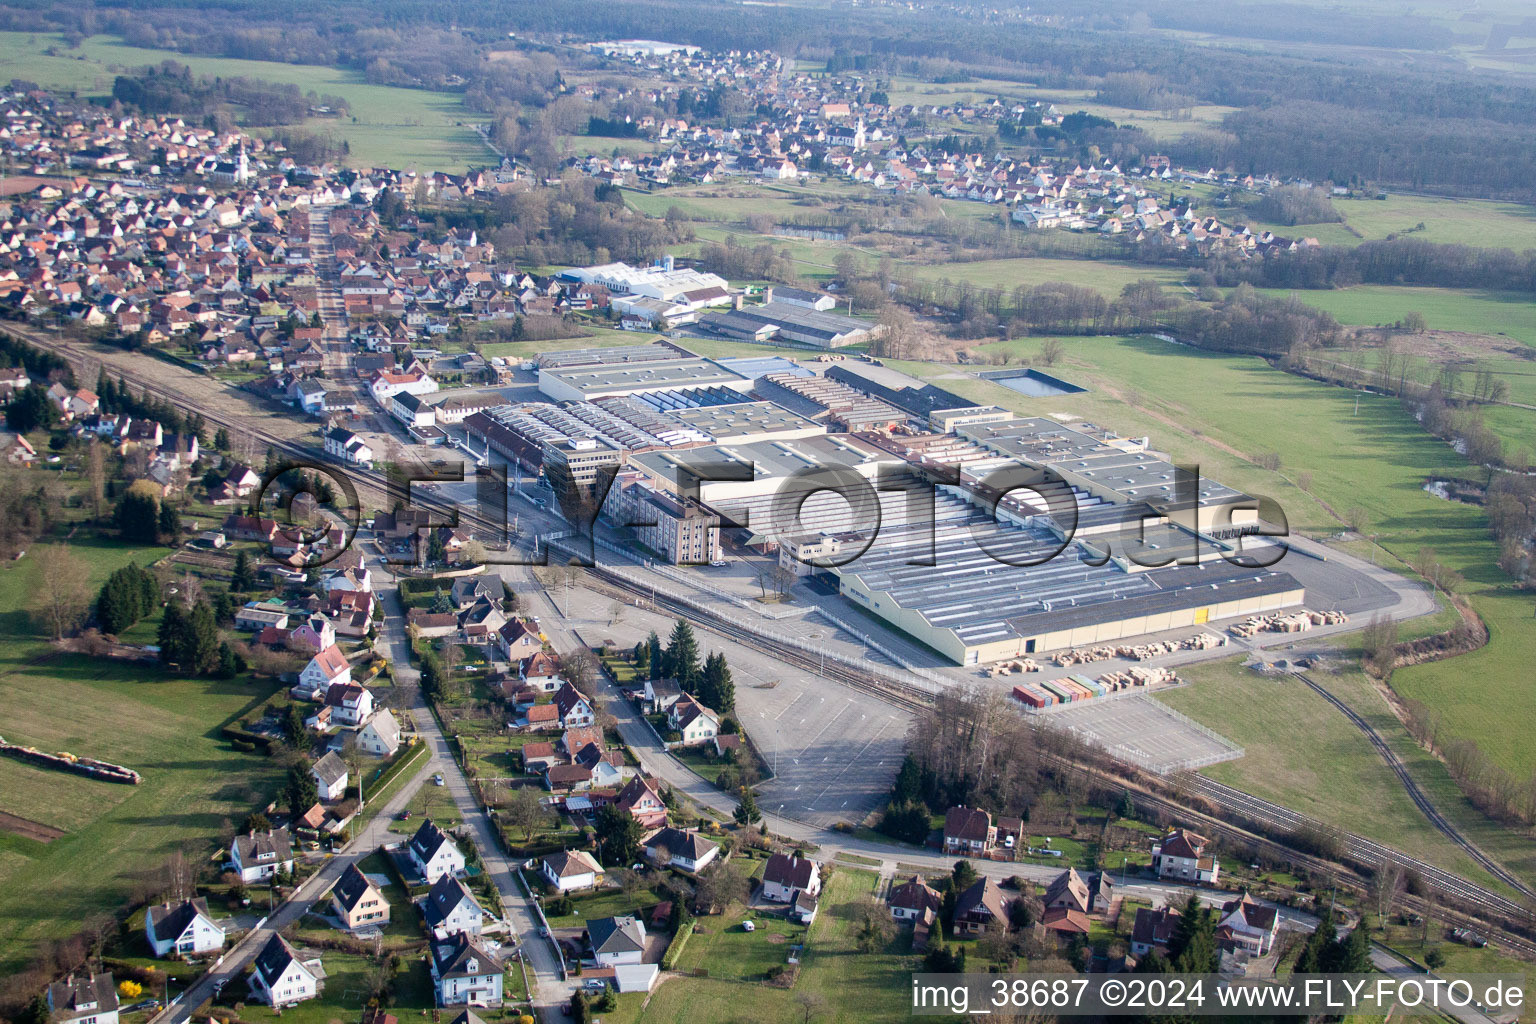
(959, 418, 1248, 508)
(539, 358, 747, 395)
(829, 491, 1294, 648)
(628, 433, 885, 496)
(670, 401, 824, 443)
(538, 342, 686, 369)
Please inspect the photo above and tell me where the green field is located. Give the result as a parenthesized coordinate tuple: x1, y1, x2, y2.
(1258, 285, 1536, 349)
(1156, 660, 1500, 887)
(0, 32, 486, 170)
(1333, 194, 1536, 250)
(0, 660, 284, 973)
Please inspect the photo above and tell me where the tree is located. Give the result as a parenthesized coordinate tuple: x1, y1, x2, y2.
(426, 529, 447, 564)
(282, 703, 307, 744)
(186, 599, 221, 674)
(158, 500, 182, 541)
(1168, 893, 1219, 973)
(594, 802, 643, 865)
(665, 618, 701, 690)
(1039, 338, 1064, 366)
(853, 897, 895, 951)
(286, 760, 318, 817)
(86, 439, 106, 520)
(700, 651, 735, 712)
(34, 544, 91, 640)
(733, 785, 761, 825)
(214, 426, 231, 451)
(504, 785, 550, 842)
(115, 482, 161, 544)
(4, 383, 55, 433)
(231, 549, 254, 592)
(570, 991, 590, 1024)
(646, 631, 664, 681)
(242, 811, 272, 833)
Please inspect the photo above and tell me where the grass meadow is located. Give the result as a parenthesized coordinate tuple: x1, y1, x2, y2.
(0, 535, 286, 973)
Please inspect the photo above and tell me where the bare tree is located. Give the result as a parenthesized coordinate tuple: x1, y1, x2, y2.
(1038, 338, 1063, 367)
(86, 440, 106, 521)
(503, 785, 550, 842)
(34, 545, 92, 640)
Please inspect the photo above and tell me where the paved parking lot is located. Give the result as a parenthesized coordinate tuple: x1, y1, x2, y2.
(1038, 693, 1242, 774)
(554, 586, 909, 829)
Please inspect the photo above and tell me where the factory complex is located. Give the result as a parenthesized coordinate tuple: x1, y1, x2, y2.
(466, 341, 1303, 665)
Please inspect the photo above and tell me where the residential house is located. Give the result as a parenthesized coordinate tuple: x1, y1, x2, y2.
(554, 681, 595, 728)
(1044, 867, 1091, 914)
(761, 853, 821, 904)
(942, 806, 996, 856)
(300, 644, 352, 693)
(430, 931, 504, 1007)
(667, 694, 719, 747)
(311, 751, 349, 801)
(615, 775, 668, 828)
(46, 974, 119, 1024)
(249, 934, 322, 1006)
(357, 709, 402, 757)
(324, 426, 374, 466)
(331, 863, 390, 930)
(450, 575, 506, 608)
(526, 704, 560, 731)
(587, 915, 647, 966)
(324, 680, 374, 727)
(888, 875, 942, 923)
(1042, 907, 1091, 938)
(1131, 906, 1181, 957)
(497, 618, 542, 661)
(1216, 893, 1279, 955)
(643, 677, 682, 714)
(230, 828, 295, 883)
(791, 888, 820, 925)
(643, 827, 720, 874)
(954, 876, 1012, 935)
(1151, 828, 1219, 884)
(421, 874, 487, 939)
(144, 898, 225, 958)
(542, 850, 604, 892)
(408, 819, 467, 883)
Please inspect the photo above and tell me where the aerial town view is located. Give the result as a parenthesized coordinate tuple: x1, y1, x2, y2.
(1, 0, 1535, 1021)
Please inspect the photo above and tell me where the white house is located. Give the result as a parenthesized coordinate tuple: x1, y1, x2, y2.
(230, 829, 295, 883)
(145, 898, 225, 958)
(420, 874, 487, 939)
(553, 682, 595, 729)
(46, 974, 118, 1024)
(761, 853, 821, 904)
(357, 709, 402, 756)
(408, 819, 467, 883)
(667, 694, 719, 747)
(541, 849, 603, 893)
(324, 680, 374, 727)
(643, 827, 719, 874)
(370, 369, 438, 403)
(1151, 828, 1219, 885)
(311, 751, 349, 801)
(324, 426, 374, 466)
(587, 914, 647, 966)
(249, 934, 322, 1006)
(431, 931, 504, 1007)
(300, 644, 352, 693)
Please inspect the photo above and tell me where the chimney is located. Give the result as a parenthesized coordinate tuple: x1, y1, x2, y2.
(762, 287, 774, 306)
(733, 293, 744, 310)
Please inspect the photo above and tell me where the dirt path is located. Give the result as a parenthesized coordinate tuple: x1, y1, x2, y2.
(0, 810, 65, 843)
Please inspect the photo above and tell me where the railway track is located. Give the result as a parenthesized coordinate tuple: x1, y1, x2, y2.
(10, 321, 1534, 942)
(1293, 671, 1536, 906)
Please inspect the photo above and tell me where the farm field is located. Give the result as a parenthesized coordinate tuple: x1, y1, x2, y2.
(1332, 194, 1536, 250)
(1155, 659, 1501, 888)
(0, 32, 486, 170)
(0, 660, 285, 974)
(901, 254, 1183, 294)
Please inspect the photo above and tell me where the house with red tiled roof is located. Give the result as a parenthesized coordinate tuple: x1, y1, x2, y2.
(942, 806, 996, 855)
(1151, 828, 1219, 884)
